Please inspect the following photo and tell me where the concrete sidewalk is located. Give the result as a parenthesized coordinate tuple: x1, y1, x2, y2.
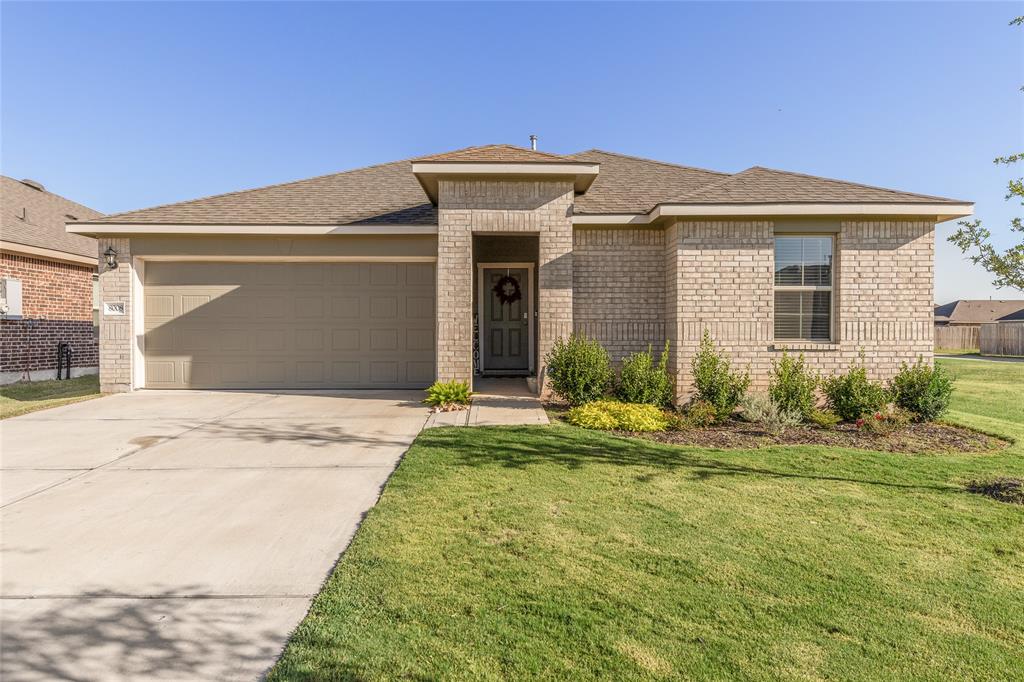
(424, 378, 549, 428)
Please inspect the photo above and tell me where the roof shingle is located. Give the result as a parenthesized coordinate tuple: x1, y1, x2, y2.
(2, 176, 101, 258)
(86, 145, 969, 226)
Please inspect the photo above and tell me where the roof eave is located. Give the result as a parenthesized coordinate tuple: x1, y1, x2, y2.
(411, 162, 600, 204)
(572, 202, 974, 225)
(66, 222, 439, 236)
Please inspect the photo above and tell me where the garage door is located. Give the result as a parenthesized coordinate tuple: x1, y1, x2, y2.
(143, 261, 435, 389)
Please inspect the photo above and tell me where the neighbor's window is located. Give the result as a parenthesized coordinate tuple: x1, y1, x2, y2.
(774, 235, 833, 341)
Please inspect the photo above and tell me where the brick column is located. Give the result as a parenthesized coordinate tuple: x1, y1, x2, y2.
(436, 179, 573, 393)
(97, 238, 134, 392)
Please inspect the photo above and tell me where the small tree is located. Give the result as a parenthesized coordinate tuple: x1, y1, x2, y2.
(690, 330, 750, 421)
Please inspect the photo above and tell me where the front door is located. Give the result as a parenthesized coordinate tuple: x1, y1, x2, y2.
(482, 267, 530, 372)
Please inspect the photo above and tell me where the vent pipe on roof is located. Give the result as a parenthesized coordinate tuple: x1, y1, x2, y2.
(529, 135, 537, 151)
(20, 179, 45, 192)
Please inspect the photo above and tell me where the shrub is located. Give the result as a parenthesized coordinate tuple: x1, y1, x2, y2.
(739, 393, 802, 435)
(690, 330, 750, 421)
(685, 400, 719, 428)
(769, 351, 818, 419)
(664, 410, 690, 431)
(617, 341, 673, 406)
(821, 359, 890, 422)
(856, 407, 912, 435)
(423, 380, 472, 410)
(545, 334, 613, 406)
(888, 358, 954, 421)
(567, 400, 669, 432)
(807, 408, 841, 429)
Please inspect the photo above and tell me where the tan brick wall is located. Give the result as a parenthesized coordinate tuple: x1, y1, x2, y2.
(436, 179, 573, 390)
(97, 238, 133, 393)
(665, 219, 935, 401)
(573, 227, 666, 360)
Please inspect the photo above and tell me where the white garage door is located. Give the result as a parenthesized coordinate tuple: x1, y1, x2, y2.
(143, 261, 435, 389)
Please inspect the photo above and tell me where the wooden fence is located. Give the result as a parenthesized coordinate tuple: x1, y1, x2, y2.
(981, 322, 1024, 357)
(934, 325, 980, 351)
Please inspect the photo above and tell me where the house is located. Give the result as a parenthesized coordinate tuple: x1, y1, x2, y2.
(67, 144, 973, 397)
(1, 176, 103, 384)
(933, 299, 1024, 326)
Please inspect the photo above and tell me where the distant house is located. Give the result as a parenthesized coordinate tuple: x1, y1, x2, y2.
(933, 300, 1024, 326)
(1, 176, 103, 383)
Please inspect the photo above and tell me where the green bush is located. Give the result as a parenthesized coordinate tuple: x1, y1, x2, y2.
(690, 330, 750, 421)
(616, 341, 673, 406)
(769, 351, 818, 419)
(567, 400, 669, 432)
(822, 359, 890, 422)
(685, 399, 719, 428)
(664, 410, 690, 431)
(739, 393, 802, 435)
(423, 380, 472, 409)
(545, 334, 613, 406)
(807, 408, 841, 429)
(888, 358, 954, 421)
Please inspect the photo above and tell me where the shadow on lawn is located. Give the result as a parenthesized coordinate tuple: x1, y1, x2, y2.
(430, 426, 960, 493)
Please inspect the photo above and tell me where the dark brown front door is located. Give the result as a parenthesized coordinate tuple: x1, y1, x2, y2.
(482, 267, 529, 372)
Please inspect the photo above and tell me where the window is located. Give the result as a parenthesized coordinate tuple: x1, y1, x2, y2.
(774, 235, 833, 341)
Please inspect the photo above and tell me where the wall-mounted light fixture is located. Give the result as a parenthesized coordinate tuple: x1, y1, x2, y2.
(104, 246, 119, 270)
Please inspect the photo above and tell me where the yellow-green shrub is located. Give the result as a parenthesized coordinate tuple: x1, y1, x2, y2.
(567, 400, 669, 432)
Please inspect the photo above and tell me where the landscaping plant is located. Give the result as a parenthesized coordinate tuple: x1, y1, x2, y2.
(822, 358, 890, 422)
(567, 400, 670, 432)
(423, 380, 472, 410)
(690, 330, 750, 421)
(739, 393, 802, 435)
(888, 358, 954, 421)
(545, 334, 613, 406)
(685, 399, 719, 428)
(616, 341, 673, 406)
(807, 408, 841, 429)
(769, 351, 818, 419)
(856, 407, 912, 435)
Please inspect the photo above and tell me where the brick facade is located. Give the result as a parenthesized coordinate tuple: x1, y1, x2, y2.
(573, 227, 667, 361)
(665, 218, 935, 401)
(96, 238, 134, 392)
(0, 252, 98, 381)
(436, 179, 573, 391)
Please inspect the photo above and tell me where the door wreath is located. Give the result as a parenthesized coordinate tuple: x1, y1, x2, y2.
(492, 275, 522, 306)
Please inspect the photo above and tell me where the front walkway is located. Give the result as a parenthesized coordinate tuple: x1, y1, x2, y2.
(425, 378, 549, 428)
(0, 389, 429, 682)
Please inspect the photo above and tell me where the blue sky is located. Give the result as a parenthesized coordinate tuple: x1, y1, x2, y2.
(2, 1, 1021, 302)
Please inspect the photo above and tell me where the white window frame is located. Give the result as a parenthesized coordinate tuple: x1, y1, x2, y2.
(773, 234, 835, 343)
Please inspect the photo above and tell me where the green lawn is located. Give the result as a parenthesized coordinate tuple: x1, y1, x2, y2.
(0, 374, 101, 419)
(270, 359, 1024, 681)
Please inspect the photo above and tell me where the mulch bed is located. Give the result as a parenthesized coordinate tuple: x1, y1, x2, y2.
(545, 404, 1007, 455)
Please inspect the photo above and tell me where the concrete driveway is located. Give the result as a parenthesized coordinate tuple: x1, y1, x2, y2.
(0, 389, 429, 681)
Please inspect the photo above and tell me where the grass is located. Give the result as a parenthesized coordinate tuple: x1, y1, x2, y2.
(934, 348, 980, 356)
(0, 374, 101, 419)
(269, 359, 1024, 681)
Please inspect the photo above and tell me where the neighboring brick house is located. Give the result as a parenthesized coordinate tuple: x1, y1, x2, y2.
(68, 144, 972, 398)
(1, 176, 102, 383)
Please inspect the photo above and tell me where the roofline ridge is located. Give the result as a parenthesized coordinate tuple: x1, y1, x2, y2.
(571, 148, 730, 176)
(742, 165, 971, 204)
(671, 167, 753, 202)
(96, 155, 426, 222)
(2, 175, 104, 218)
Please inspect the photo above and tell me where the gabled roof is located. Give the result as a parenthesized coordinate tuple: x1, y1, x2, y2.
(2, 176, 101, 258)
(568, 150, 727, 214)
(678, 166, 966, 205)
(416, 144, 585, 164)
(81, 145, 971, 227)
(91, 158, 437, 226)
(934, 300, 1024, 325)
